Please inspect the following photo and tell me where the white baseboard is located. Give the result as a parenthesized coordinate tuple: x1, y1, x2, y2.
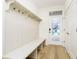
(65, 47, 76, 59)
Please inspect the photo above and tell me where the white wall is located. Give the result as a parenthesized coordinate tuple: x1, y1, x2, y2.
(38, 6, 64, 45)
(63, 0, 77, 59)
(3, 10, 39, 55)
(3, 0, 41, 56)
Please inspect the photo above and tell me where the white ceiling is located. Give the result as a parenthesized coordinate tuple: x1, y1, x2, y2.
(29, 0, 66, 8)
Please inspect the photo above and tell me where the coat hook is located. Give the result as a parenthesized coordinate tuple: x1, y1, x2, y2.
(18, 10, 20, 12)
(13, 8, 16, 10)
(67, 32, 69, 35)
(22, 12, 24, 14)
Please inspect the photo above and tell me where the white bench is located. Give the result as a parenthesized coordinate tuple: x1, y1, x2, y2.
(3, 39, 45, 59)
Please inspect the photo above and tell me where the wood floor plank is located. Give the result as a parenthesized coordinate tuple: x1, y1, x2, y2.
(37, 45, 71, 59)
(56, 45, 70, 59)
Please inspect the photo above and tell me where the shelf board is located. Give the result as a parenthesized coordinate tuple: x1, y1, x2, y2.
(8, 1, 42, 22)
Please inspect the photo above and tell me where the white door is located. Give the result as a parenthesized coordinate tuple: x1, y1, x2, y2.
(47, 15, 64, 45)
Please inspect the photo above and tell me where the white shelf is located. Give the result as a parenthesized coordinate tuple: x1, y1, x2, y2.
(6, 1, 42, 22)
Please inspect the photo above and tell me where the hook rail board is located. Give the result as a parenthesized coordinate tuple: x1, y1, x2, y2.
(8, 1, 42, 22)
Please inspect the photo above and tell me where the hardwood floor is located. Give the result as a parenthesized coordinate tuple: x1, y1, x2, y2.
(37, 45, 71, 59)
